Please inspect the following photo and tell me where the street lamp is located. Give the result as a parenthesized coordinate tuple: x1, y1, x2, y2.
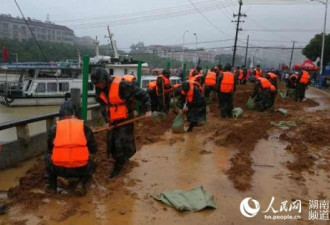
(182, 29, 189, 69)
(311, 0, 328, 88)
(193, 33, 198, 65)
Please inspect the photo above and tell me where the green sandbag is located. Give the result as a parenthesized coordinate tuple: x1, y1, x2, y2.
(152, 112, 167, 122)
(246, 96, 256, 110)
(287, 88, 296, 99)
(279, 90, 286, 99)
(151, 186, 216, 212)
(270, 121, 296, 130)
(171, 111, 185, 133)
(232, 107, 243, 118)
(275, 108, 287, 116)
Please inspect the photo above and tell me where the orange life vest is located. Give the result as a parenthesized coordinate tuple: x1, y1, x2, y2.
(98, 76, 128, 122)
(181, 81, 203, 103)
(257, 77, 276, 91)
(267, 72, 277, 80)
(147, 80, 157, 91)
(238, 70, 244, 80)
(220, 72, 235, 93)
(192, 74, 203, 84)
(188, 70, 201, 80)
(123, 75, 136, 83)
(255, 69, 262, 78)
(172, 83, 182, 90)
(156, 75, 172, 95)
(204, 71, 217, 86)
(188, 70, 195, 80)
(300, 70, 309, 84)
(52, 119, 88, 168)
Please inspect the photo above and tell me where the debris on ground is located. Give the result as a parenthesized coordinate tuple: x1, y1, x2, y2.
(274, 108, 288, 116)
(270, 121, 296, 130)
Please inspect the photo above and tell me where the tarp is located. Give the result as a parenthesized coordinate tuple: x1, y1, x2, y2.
(293, 59, 319, 71)
(152, 186, 216, 212)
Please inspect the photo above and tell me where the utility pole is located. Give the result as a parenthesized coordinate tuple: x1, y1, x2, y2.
(244, 35, 249, 67)
(232, 0, 246, 67)
(289, 41, 296, 70)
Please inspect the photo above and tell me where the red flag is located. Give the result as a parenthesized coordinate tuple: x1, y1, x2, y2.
(2, 46, 8, 62)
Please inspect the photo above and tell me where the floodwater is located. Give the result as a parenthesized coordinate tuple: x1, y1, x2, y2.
(0, 105, 59, 143)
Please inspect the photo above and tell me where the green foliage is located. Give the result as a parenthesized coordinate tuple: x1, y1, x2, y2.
(303, 33, 330, 67)
(0, 38, 112, 62)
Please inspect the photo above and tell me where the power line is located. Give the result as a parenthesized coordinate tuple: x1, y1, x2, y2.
(186, 0, 232, 38)
(13, 0, 49, 62)
(244, 29, 330, 33)
(232, 0, 247, 66)
(236, 45, 304, 49)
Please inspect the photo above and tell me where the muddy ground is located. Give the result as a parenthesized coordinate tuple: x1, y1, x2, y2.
(0, 83, 330, 225)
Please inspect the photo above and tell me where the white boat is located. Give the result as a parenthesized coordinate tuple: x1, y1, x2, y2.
(0, 28, 148, 107)
(0, 63, 96, 106)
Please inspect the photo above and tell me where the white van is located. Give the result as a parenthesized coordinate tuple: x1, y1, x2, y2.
(140, 75, 181, 90)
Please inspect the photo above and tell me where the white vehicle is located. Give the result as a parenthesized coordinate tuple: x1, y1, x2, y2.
(0, 29, 148, 106)
(140, 75, 181, 90)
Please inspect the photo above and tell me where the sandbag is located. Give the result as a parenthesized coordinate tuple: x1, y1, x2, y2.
(287, 88, 296, 100)
(152, 112, 167, 122)
(171, 111, 185, 133)
(232, 107, 243, 118)
(246, 96, 256, 110)
(275, 108, 287, 116)
(279, 90, 286, 99)
(270, 121, 296, 130)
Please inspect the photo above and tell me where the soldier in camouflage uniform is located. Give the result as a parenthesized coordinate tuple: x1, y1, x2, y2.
(91, 68, 151, 178)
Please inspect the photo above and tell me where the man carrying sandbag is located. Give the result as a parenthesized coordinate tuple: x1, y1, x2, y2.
(251, 76, 276, 111)
(178, 80, 206, 132)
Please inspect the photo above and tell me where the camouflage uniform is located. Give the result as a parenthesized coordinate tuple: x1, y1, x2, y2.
(251, 79, 272, 111)
(45, 123, 98, 187)
(96, 79, 151, 174)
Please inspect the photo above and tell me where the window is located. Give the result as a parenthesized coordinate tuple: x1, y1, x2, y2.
(59, 82, 69, 92)
(36, 83, 46, 93)
(47, 83, 57, 92)
(2, 23, 8, 28)
(88, 83, 94, 91)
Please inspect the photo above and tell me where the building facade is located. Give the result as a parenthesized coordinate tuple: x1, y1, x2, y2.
(0, 14, 74, 44)
(141, 45, 216, 63)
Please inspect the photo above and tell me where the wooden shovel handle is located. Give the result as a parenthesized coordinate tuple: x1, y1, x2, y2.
(93, 116, 146, 133)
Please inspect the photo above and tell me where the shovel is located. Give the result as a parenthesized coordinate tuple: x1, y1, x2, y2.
(93, 115, 147, 133)
(93, 111, 167, 133)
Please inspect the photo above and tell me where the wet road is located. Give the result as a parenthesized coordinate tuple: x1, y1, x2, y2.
(0, 87, 329, 224)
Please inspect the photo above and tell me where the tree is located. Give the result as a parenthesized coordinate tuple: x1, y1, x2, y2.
(130, 42, 145, 53)
(303, 33, 330, 68)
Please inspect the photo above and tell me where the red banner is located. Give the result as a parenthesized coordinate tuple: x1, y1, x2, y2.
(2, 46, 8, 62)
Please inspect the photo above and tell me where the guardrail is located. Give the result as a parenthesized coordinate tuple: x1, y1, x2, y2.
(0, 103, 105, 170)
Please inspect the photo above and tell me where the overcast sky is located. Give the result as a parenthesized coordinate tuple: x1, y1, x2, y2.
(2, 0, 330, 52)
